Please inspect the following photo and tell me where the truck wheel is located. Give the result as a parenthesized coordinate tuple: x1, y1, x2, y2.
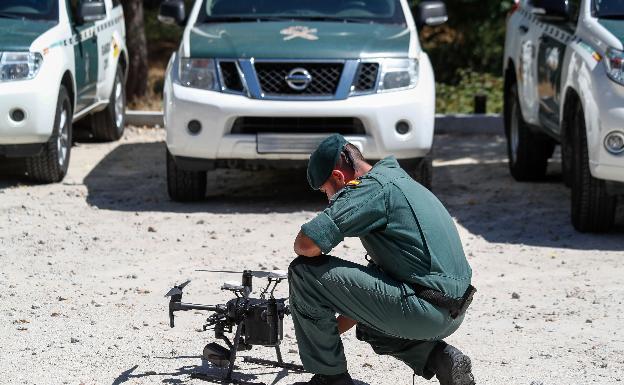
(399, 157, 432, 190)
(166, 149, 207, 202)
(561, 126, 573, 188)
(91, 67, 125, 141)
(505, 83, 554, 181)
(570, 103, 616, 232)
(25, 86, 72, 183)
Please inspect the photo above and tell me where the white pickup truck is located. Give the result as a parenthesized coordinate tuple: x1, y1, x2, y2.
(158, 0, 448, 201)
(504, 0, 624, 232)
(0, 0, 128, 183)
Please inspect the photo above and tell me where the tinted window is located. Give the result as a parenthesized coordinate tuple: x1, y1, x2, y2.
(568, 0, 581, 22)
(199, 0, 406, 24)
(0, 0, 58, 20)
(593, 0, 624, 18)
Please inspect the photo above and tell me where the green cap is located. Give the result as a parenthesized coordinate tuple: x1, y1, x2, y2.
(307, 134, 348, 190)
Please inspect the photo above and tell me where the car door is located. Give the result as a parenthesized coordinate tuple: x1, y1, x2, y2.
(67, 0, 99, 112)
(536, 0, 581, 134)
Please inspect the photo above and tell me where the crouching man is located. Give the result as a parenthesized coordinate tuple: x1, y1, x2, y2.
(289, 134, 476, 385)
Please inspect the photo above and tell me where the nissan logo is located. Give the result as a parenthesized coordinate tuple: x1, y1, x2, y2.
(285, 68, 312, 91)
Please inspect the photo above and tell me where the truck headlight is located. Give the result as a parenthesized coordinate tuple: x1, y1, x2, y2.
(178, 58, 218, 90)
(0, 52, 43, 82)
(378, 58, 419, 92)
(605, 47, 624, 85)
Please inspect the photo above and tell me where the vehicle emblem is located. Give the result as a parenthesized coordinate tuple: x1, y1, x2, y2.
(285, 68, 312, 91)
(280, 26, 318, 41)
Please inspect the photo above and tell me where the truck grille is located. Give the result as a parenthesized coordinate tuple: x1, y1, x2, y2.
(231, 117, 365, 135)
(353, 63, 379, 93)
(254, 62, 344, 96)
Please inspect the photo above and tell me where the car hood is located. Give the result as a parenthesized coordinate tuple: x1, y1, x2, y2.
(0, 19, 56, 52)
(599, 19, 624, 45)
(188, 21, 411, 59)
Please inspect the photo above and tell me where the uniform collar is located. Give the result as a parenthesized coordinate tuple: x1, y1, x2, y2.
(372, 156, 399, 169)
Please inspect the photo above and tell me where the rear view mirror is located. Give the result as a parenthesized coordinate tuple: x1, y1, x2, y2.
(77, 0, 106, 24)
(530, 0, 569, 21)
(159, 0, 186, 26)
(416, 1, 448, 28)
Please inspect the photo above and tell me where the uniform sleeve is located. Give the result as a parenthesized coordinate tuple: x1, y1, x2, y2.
(300, 179, 387, 254)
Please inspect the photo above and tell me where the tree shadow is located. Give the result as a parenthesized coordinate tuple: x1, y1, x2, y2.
(82, 141, 326, 214)
(432, 134, 624, 251)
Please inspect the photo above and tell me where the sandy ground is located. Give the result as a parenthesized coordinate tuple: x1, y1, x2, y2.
(1, 127, 623, 385)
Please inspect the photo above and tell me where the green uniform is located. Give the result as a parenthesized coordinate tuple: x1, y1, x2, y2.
(289, 157, 472, 378)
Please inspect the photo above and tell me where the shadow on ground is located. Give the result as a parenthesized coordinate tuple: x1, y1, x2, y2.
(111, 361, 262, 385)
(3, 134, 622, 250)
(432, 135, 624, 251)
(82, 141, 326, 214)
(110, 357, 371, 385)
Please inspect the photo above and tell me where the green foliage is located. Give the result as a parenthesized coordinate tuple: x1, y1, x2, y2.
(436, 70, 503, 114)
(413, 0, 513, 83)
(144, 7, 182, 48)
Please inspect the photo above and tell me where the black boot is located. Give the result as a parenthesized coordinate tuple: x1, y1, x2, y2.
(291, 372, 355, 385)
(425, 342, 475, 385)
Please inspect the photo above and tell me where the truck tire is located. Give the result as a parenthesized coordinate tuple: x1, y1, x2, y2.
(91, 67, 125, 141)
(166, 149, 207, 202)
(570, 103, 616, 232)
(25, 86, 72, 183)
(505, 82, 554, 181)
(403, 156, 432, 190)
(561, 127, 573, 188)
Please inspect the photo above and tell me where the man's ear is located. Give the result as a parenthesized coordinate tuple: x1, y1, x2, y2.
(331, 170, 345, 184)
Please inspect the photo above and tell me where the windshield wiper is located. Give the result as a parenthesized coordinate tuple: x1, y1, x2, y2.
(599, 14, 624, 19)
(0, 11, 23, 19)
(203, 16, 292, 23)
(289, 16, 372, 23)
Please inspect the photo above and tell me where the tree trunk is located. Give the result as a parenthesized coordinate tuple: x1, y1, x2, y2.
(121, 0, 148, 101)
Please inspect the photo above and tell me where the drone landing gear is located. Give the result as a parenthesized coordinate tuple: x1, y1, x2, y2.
(192, 322, 305, 385)
(243, 346, 305, 372)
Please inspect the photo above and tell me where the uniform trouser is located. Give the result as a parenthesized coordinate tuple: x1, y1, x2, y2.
(288, 255, 464, 378)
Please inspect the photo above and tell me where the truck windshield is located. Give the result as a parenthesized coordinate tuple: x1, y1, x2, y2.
(199, 0, 406, 24)
(594, 0, 624, 18)
(0, 0, 58, 21)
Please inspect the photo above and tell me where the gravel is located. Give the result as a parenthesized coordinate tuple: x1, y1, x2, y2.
(0, 127, 623, 384)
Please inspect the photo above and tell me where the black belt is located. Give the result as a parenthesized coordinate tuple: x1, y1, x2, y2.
(411, 284, 476, 319)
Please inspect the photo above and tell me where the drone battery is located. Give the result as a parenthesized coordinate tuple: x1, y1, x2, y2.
(244, 301, 284, 346)
(203, 342, 231, 367)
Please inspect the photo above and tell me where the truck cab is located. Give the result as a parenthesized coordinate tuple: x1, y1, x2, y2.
(503, 0, 624, 232)
(159, 0, 447, 201)
(0, 0, 128, 183)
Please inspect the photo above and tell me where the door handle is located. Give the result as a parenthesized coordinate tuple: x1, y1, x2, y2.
(518, 25, 529, 34)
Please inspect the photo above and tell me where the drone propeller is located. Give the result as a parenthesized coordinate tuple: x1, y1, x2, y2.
(165, 279, 191, 297)
(195, 269, 288, 280)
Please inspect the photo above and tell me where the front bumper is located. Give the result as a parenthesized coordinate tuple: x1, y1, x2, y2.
(586, 73, 624, 183)
(0, 77, 58, 145)
(163, 56, 436, 163)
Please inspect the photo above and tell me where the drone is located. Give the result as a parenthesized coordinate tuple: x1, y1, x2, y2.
(165, 269, 305, 385)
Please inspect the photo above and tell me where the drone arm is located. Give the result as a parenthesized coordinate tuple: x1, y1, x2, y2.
(168, 301, 221, 328)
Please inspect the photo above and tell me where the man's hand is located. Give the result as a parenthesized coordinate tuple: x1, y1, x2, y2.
(337, 315, 357, 334)
(294, 230, 322, 257)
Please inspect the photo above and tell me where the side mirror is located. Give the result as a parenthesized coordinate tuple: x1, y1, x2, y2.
(159, 0, 186, 26)
(416, 1, 448, 28)
(76, 1, 106, 25)
(530, 0, 569, 21)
